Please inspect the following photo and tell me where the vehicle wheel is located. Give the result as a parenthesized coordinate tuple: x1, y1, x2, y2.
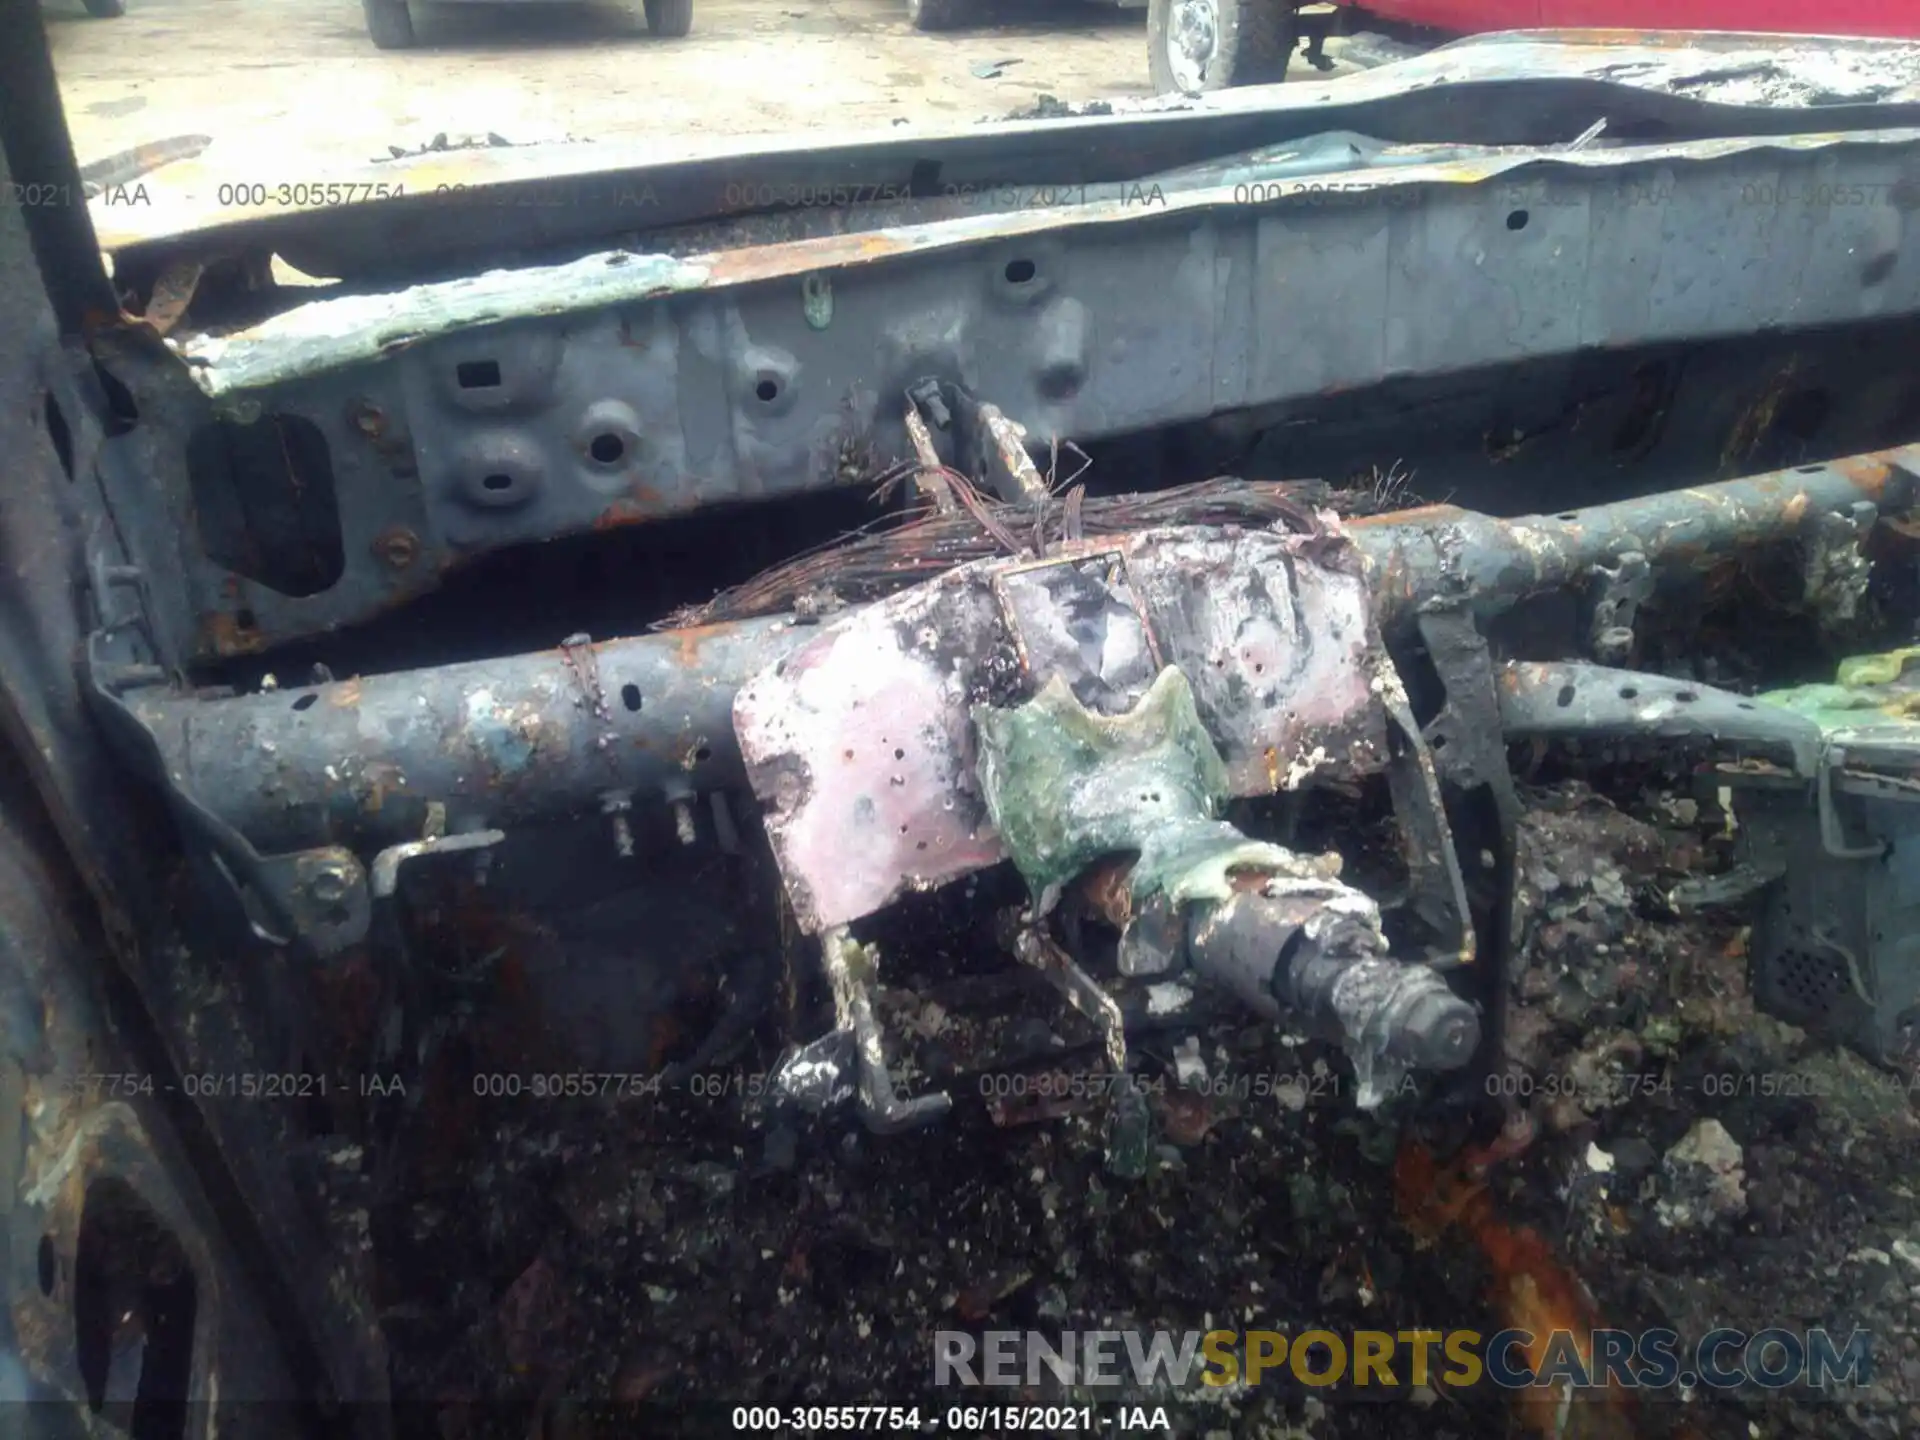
(1148, 0, 1293, 93)
(644, 0, 693, 35)
(82, 0, 126, 15)
(906, 0, 971, 33)
(364, 0, 415, 49)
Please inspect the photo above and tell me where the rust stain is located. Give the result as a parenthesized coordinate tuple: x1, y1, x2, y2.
(592, 484, 670, 531)
(329, 679, 364, 709)
(698, 228, 913, 286)
(670, 621, 742, 668)
(594, 498, 650, 530)
(199, 610, 265, 657)
(1350, 503, 1467, 529)
(1833, 452, 1896, 502)
(371, 525, 418, 570)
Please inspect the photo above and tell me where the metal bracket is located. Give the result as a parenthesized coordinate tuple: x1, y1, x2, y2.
(1818, 748, 1888, 859)
(1007, 918, 1128, 1074)
(944, 384, 1049, 509)
(1587, 550, 1651, 665)
(1378, 643, 1477, 968)
(1499, 659, 1881, 859)
(250, 848, 370, 955)
(370, 830, 505, 898)
(813, 927, 951, 1134)
(1411, 606, 1525, 1111)
(80, 541, 501, 958)
(1003, 919, 1155, 1176)
(1496, 660, 1824, 776)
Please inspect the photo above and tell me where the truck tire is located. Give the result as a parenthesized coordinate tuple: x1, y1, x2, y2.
(644, 0, 693, 35)
(1148, 0, 1294, 93)
(907, 0, 972, 32)
(82, 0, 126, 14)
(364, 0, 415, 49)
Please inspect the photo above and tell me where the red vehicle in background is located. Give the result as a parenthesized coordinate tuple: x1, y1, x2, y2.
(1149, 0, 1920, 94)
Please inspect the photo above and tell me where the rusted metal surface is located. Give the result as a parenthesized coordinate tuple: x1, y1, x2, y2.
(1352, 442, 1919, 635)
(129, 443, 1920, 870)
(162, 122, 1920, 399)
(902, 406, 958, 515)
(133, 614, 806, 855)
(100, 100, 1919, 660)
(976, 404, 1050, 505)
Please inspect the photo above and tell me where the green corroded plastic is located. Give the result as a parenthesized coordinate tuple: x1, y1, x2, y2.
(972, 667, 1299, 907)
(1758, 645, 1920, 741)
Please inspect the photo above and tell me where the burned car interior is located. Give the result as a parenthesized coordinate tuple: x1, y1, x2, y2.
(7, 13, 1920, 1439)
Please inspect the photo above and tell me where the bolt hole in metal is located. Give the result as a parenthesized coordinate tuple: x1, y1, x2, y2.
(621, 684, 642, 712)
(1557, 684, 1577, 708)
(1619, 686, 1638, 700)
(694, 744, 712, 762)
(588, 433, 626, 465)
(292, 693, 318, 712)
(754, 376, 781, 403)
(235, 608, 257, 631)
(456, 359, 501, 389)
(1506, 209, 1530, 231)
(482, 473, 514, 493)
(1004, 258, 1037, 285)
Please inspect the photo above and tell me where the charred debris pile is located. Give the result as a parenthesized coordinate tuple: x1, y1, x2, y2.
(276, 395, 1920, 1436)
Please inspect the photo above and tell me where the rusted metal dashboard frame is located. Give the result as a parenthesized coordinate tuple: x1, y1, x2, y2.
(123, 122, 1920, 666)
(54, 30, 1920, 671)
(111, 446, 1914, 965)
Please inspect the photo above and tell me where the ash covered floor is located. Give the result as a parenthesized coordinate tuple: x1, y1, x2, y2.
(362, 769, 1920, 1440)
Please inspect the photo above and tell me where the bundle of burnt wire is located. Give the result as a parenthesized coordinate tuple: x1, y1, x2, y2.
(663, 457, 1402, 628)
